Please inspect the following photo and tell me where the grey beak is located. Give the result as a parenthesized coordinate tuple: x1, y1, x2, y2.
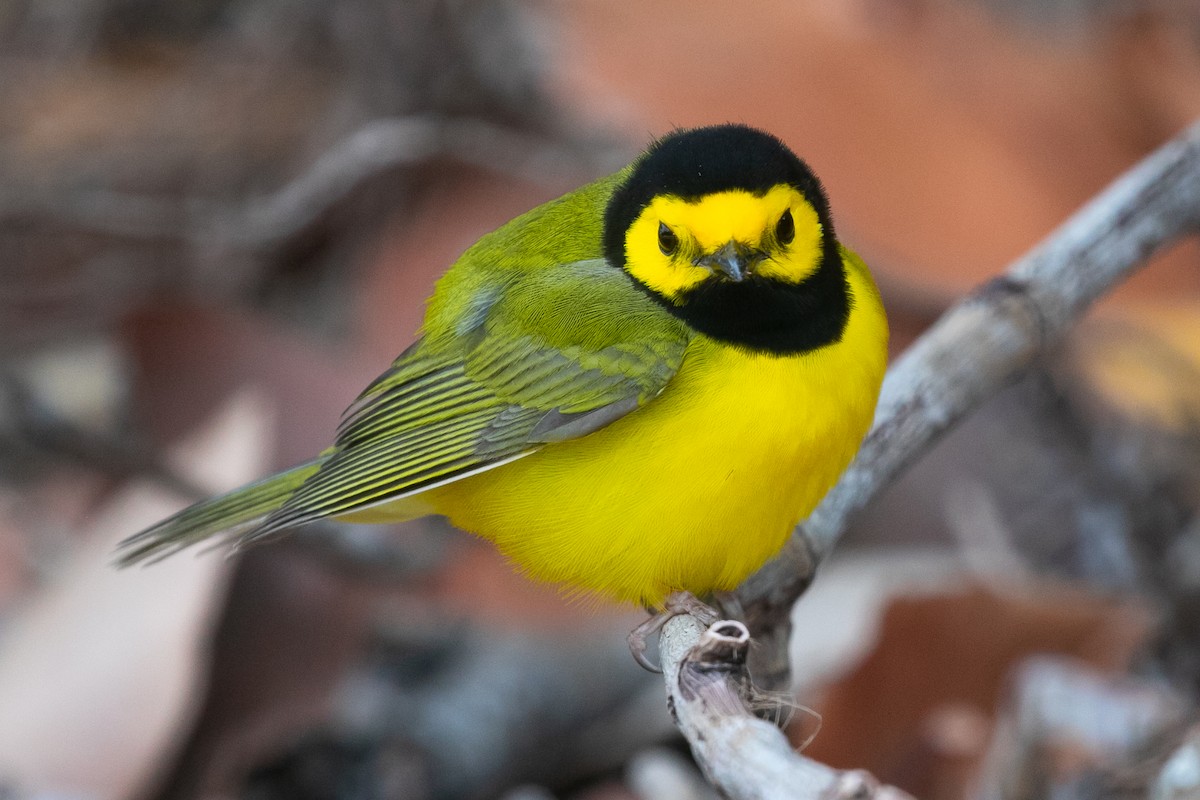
(697, 241, 751, 282)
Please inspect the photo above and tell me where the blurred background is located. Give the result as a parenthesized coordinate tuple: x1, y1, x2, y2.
(1, 0, 1199, 798)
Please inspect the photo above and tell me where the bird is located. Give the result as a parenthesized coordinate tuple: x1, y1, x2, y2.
(119, 124, 888, 657)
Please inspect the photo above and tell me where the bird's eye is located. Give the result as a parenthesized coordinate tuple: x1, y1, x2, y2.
(658, 222, 679, 256)
(776, 209, 795, 245)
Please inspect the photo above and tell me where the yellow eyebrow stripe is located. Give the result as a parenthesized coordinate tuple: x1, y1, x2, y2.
(661, 186, 792, 250)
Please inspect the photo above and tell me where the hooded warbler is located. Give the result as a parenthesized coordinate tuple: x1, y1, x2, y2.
(120, 124, 888, 611)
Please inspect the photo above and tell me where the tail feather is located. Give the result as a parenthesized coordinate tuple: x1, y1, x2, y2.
(116, 459, 325, 566)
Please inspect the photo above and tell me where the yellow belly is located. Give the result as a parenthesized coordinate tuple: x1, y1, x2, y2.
(424, 316, 885, 605)
(341, 253, 886, 607)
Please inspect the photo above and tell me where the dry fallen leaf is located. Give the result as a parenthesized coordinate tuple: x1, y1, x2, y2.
(789, 547, 964, 694)
(0, 391, 273, 799)
(798, 582, 1153, 798)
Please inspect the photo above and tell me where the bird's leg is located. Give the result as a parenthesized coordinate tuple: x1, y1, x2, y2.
(627, 590, 722, 672)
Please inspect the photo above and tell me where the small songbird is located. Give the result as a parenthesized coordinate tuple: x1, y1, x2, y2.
(121, 124, 888, 642)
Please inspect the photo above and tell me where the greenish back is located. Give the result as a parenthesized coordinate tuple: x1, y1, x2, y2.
(244, 168, 693, 536)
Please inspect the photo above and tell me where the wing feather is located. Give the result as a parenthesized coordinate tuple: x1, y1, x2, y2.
(250, 263, 691, 538)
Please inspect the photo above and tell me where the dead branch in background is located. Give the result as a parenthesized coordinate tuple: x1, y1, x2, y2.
(0, 115, 618, 250)
(658, 121, 1200, 795)
(0, 0, 625, 353)
(215, 114, 625, 251)
(975, 656, 1186, 800)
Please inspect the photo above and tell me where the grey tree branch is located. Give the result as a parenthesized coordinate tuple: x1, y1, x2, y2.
(735, 119, 1200, 682)
(659, 120, 1200, 793)
(658, 615, 913, 800)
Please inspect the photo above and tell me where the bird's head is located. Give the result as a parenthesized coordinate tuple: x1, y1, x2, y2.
(603, 124, 849, 354)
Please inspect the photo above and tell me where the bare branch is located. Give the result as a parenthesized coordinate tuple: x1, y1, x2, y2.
(976, 657, 1187, 800)
(0, 115, 623, 253)
(658, 615, 913, 800)
(212, 114, 627, 251)
(736, 119, 1200, 653)
(656, 120, 1200, 792)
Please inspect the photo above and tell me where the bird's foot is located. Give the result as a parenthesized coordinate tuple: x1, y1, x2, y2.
(627, 591, 724, 672)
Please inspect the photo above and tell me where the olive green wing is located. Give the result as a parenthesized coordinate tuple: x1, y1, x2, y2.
(250, 260, 689, 537)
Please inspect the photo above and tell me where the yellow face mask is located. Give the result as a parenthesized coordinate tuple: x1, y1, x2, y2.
(622, 184, 824, 303)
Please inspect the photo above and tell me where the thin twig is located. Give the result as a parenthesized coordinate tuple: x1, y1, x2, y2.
(0, 114, 625, 253)
(975, 657, 1186, 800)
(212, 114, 627, 251)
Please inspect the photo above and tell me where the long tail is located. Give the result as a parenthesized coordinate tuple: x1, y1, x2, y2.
(116, 458, 326, 566)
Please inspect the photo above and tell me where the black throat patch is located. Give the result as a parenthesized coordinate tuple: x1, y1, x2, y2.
(668, 241, 850, 355)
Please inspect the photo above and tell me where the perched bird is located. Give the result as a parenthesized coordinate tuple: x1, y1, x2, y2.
(120, 124, 888, 639)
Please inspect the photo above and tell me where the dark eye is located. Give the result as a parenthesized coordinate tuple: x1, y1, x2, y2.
(776, 209, 795, 245)
(658, 222, 679, 256)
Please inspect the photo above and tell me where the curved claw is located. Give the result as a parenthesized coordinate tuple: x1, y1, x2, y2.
(627, 626, 663, 673)
(625, 591, 723, 672)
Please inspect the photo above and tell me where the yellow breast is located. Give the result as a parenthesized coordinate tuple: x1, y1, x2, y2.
(421, 253, 888, 606)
